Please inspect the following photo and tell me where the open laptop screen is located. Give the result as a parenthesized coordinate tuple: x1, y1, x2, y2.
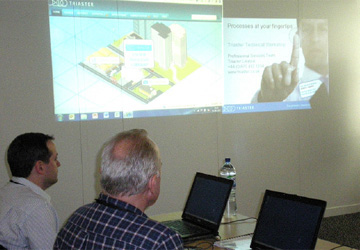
(182, 172, 233, 231)
(251, 190, 327, 250)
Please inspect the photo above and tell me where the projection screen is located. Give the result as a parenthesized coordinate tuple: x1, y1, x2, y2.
(48, 0, 329, 121)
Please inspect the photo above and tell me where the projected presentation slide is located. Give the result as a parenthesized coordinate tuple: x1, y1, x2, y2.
(48, 0, 222, 121)
(48, 0, 329, 121)
(223, 17, 329, 114)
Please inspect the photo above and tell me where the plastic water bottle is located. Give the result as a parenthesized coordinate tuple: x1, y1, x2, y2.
(219, 158, 237, 218)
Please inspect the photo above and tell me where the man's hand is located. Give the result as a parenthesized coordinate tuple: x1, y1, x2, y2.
(258, 34, 300, 102)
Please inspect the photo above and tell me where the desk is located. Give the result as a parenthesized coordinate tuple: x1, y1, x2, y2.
(151, 212, 354, 250)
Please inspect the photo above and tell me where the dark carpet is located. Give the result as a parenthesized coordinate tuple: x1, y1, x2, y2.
(318, 212, 360, 249)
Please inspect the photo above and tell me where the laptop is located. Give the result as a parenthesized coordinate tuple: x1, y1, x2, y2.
(250, 189, 327, 250)
(162, 172, 233, 242)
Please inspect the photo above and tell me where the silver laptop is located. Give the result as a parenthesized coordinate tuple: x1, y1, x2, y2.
(162, 172, 233, 242)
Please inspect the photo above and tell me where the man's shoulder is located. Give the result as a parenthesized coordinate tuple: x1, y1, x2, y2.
(145, 218, 182, 238)
(146, 217, 172, 230)
(56, 205, 183, 250)
(0, 184, 47, 206)
(66, 202, 96, 218)
(128, 217, 183, 249)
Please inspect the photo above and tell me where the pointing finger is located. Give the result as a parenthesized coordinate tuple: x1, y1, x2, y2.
(290, 33, 300, 68)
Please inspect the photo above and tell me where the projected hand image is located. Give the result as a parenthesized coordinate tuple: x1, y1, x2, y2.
(256, 19, 329, 103)
(258, 34, 300, 102)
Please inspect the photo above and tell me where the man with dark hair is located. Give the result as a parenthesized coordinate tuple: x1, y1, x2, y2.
(54, 129, 183, 249)
(0, 133, 61, 249)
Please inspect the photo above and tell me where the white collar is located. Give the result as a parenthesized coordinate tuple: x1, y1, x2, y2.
(301, 66, 328, 82)
(11, 176, 51, 202)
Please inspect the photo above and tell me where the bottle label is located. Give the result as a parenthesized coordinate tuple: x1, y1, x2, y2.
(226, 175, 236, 188)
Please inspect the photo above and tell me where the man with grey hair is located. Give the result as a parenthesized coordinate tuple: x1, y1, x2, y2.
(54, 129, 183, 249)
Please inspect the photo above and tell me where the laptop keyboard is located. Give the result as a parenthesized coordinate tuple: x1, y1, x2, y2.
(165, 220, 209, 235)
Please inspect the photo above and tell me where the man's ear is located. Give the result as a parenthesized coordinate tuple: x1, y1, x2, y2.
(145, 175, 160, 207)
(33, 160, 46, 175)
(147, 175, 157, 194)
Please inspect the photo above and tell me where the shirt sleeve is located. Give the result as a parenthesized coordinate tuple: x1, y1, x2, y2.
(158, 232, 184, 250)
(23, 200, 58, 250)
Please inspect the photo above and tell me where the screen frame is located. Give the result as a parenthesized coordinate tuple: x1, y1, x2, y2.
(182, 172, 233, 231)
(250, 189, 327, 250)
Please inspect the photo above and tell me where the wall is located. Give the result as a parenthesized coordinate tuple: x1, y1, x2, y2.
(1, 0, 359, 227)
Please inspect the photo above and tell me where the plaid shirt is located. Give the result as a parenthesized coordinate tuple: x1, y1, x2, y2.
(54, 193, 183, 250)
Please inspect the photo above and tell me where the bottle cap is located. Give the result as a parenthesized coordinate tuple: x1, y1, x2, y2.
(225, 158, 231, 162)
